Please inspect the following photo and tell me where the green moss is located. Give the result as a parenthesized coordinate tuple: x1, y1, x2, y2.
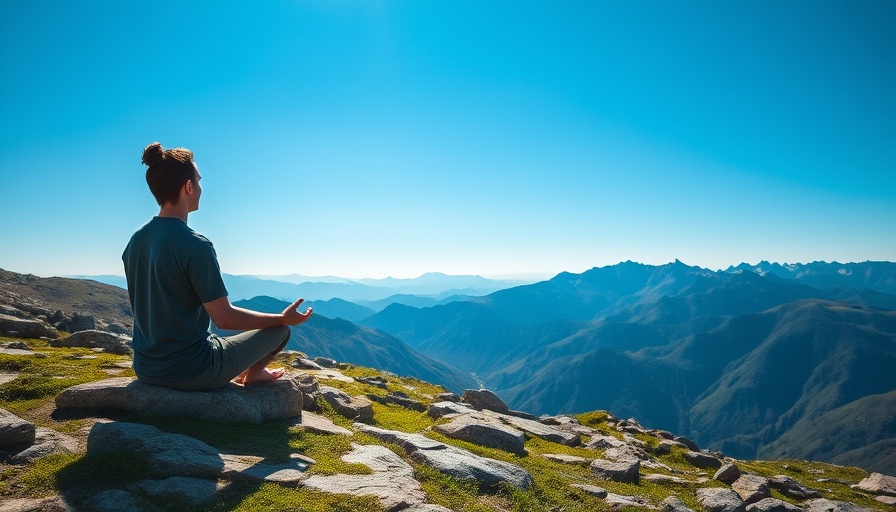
(218, 483, 386, 512)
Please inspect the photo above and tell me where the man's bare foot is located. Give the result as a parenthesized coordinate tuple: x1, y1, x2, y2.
(243, 367, 285, 385)
(232, 370, 249, 385)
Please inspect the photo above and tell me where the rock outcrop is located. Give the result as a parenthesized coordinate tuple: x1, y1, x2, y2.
(356, 424, 533, 490)
(49, 330, 131, 355)
(0, 313, 57, 339)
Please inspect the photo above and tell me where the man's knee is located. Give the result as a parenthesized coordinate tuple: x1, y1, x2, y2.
(265, 324, 290, 348)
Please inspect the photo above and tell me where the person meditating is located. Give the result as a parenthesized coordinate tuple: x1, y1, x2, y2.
(122, 142, 312, 390)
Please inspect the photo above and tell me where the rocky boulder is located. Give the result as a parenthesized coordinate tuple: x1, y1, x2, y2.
(714, 463, 743, 485)
(696, 488, 746, 512)
(768, 475, 822, 500)
(684, 450, 722, 469)
(318, 386, 374, 422)
(589, 458, 640, 484)
(433, 412, 526, 455)
(57, 312, 96, 333)
(0, 408, 35, 448)
(662, 495, 695, 512)
(49, 330, 132, 355)
(732, 474, 771, 505)
(56, 376, 303, 424)
(746, 498, 803, 512)
(461, 388, 509, 414)
(311, 357, 336, 368)
(856, 472, 896, 497)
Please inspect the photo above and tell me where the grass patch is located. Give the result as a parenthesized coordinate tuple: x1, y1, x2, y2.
(369, 402, 433, 433)
(738, 459, 883, 509)
(0, 374, 80, 401)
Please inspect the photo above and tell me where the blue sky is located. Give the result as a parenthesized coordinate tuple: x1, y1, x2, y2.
(1, 1, 894, 279)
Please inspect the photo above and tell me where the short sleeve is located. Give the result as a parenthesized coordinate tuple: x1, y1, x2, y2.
(186, 241, 229, 304)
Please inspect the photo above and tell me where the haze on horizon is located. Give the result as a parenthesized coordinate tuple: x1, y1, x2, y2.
(1, 1, 894, 280)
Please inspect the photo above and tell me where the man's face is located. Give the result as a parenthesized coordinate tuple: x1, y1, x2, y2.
(189, 163, 202, 212)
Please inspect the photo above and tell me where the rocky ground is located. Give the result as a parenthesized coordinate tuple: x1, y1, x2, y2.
(1, 333, 895, 512)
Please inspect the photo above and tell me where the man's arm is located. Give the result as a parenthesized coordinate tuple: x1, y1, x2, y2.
(204, 296, 312, 331)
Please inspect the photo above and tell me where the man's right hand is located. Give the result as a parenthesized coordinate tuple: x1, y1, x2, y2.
(282, 298, 312, 326)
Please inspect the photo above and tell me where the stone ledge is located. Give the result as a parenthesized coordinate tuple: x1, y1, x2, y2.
(55, 376, 303, 424)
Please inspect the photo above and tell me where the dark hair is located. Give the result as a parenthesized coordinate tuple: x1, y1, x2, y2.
(141, 142, 196, 206)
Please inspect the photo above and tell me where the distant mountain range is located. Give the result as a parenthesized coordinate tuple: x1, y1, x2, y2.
(359, 260, 896, 473)
(67, 272, 527, 306)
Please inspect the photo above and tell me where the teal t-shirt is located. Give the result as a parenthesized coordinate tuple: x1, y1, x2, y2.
(122, 217, 228, 384)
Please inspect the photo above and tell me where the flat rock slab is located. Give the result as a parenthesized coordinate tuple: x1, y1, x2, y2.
(0, 348, 44, 357)
(87, 421, 310, 484)
(571, 483, 608, 498)
(356, 424, 532, 490)
(643, 473, 695, 485)
(288, 411, 352, 436)
(803, 498, 872, 512)
(306, 369, 354, 382)
(542, 453, 592, 465)
(427, 400, 475, 419)
(55, 376, 303, 424)
(303, 444, 425, 511)
(0, 372, 19, 385)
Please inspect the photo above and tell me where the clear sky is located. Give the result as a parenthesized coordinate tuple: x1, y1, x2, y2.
(1, 1, 894, 280)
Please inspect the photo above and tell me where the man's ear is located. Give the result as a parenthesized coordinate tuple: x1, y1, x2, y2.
(185, 179, 194, 195)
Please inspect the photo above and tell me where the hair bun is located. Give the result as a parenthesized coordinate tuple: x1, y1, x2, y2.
(142, 142, 165, 166)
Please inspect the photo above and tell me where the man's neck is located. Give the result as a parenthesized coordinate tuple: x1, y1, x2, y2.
(158, 203, 188, 222)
